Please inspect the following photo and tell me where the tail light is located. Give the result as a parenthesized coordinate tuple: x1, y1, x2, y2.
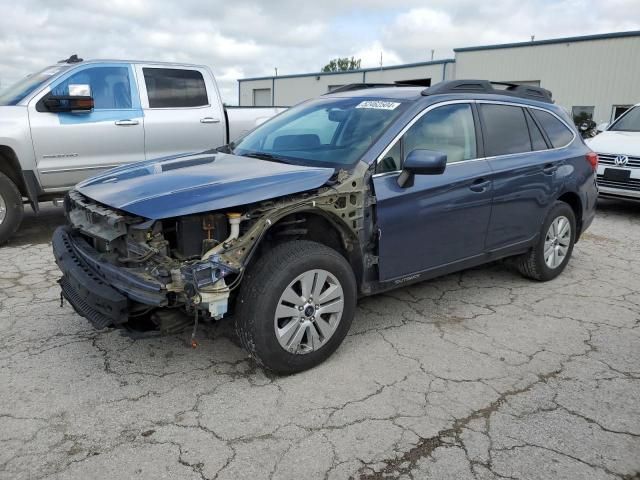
(585, 151, 598, 171)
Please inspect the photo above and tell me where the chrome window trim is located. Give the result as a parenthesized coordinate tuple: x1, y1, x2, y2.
(372, 99, 577, 178)
(375, 100, 473, 165)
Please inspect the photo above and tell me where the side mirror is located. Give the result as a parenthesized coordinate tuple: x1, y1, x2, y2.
(397, 149, 447, 188)
(43, 94, 94, 113)
(597, 122, 609, 132)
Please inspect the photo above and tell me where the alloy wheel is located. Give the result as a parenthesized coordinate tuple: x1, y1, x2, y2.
(544, 215, 571, 269)
(0, 193, 6, 225)
(273, 269, 344, 354)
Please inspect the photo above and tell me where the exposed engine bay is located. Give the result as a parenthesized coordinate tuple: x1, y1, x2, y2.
(58, 165, 371, 333)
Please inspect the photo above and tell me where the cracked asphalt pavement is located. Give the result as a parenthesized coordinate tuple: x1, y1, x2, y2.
(1, 200, 639, 480)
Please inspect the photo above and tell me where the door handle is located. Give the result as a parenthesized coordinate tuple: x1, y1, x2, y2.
(543, 163, 558, 175)
(469, 178, 491, 193)
(200, 117, 220, 124)
(114, 119, 139, 126)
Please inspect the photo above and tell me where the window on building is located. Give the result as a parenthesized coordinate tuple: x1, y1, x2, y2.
(143, 68, 208, 108)
(52, 66, 132, 110)
(612, 105, 632, 123)
(376, 103, 476, 174)
(531, 109, 574, 148)
(571, 106, 595, 126)
(478, 104, 531, 156)
(252, 88, 272, 106)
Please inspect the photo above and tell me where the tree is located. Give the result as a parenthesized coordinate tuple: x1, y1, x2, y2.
(321, 57, 362, 72)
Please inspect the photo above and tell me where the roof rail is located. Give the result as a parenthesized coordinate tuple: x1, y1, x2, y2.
(324, 83, 416, 94)
(422, 80, 553, 103)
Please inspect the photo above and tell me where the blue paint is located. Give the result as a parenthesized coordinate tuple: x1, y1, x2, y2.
(76, 152, 334, 219)
(50, 63, 143, 125)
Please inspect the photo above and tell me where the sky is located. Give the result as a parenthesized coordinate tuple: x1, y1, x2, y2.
(1, 0, 639, 104)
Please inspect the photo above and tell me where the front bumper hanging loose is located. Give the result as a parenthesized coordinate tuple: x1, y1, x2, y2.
(52, 226, 167, 329)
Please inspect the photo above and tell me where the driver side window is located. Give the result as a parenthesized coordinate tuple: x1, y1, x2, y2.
(51, 66, 133, 110)
(376, 103, 477, 174)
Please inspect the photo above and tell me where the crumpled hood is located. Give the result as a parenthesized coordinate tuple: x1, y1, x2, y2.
(75, 152, 335, 219)
(586, 130, 640, 156)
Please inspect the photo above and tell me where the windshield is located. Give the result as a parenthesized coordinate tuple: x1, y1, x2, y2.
(0, 65, 69, 106)
(232, 97, 408, 168)
(609, 106, 640, 132)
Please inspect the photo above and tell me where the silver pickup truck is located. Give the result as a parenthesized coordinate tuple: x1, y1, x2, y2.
(0, 55, 285, 243)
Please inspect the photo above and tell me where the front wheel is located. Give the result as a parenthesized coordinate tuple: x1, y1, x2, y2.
(514, 201, 576, 281)
(0, 172, 24, 245)
(235, 240, 357, 374)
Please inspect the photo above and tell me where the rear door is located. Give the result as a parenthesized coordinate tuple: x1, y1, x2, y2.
(373, 102, 493, 281)
(29, 63, 145, 189)
(479, 102, 569, 251)
(135, 65, 225, 159)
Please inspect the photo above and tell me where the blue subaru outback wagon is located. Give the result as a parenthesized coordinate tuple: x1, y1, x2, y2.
(53, 80, 598, 373)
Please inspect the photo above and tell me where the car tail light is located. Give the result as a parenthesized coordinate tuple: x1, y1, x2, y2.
(586, 151, 598, 171)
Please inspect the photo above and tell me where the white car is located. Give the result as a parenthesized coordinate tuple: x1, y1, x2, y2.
(586, 103, 640, 200)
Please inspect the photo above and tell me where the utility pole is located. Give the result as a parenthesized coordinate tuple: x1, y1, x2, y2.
(274, 67, 278, 76)
(430, 49, 435, 61)
(379, 52, 383, 71)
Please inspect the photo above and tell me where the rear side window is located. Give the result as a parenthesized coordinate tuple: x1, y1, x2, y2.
(525, 110, 548, 151)
(143, 68, 208, 108)
(479, 104, 531, 156)
(531, 109, 574, 148)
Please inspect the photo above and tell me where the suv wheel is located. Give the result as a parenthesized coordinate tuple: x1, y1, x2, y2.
(514, 201, 576, 281)
(235, 240, 357, 374)
(0, 172, 24, 245)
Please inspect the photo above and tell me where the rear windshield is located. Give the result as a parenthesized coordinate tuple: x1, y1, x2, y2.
(232, 97, 408, 168)
(609, 106, 640, 132)
(0, 65, 69, 106)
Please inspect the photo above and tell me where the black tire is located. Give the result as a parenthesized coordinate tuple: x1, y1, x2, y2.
(0, 172, 24, 245)
(514, 201, 576, 281)
(235, 240, 357, 374)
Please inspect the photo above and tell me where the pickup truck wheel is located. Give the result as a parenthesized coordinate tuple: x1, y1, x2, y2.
(514, 201, 576, 281)
(0, 172, 24, 245)
(235, 240, 357, 374)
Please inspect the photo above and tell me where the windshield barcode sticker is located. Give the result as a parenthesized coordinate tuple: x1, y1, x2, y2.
(356, 100, 401, 110)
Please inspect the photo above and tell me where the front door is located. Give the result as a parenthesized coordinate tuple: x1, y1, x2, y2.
(373, 102, 493, 281)
(29, 63, 145, 190)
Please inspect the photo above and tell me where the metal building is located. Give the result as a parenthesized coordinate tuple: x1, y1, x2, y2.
(237, 30, 640, 125)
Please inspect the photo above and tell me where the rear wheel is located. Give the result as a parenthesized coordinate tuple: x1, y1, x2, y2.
(0, 172, 24, 245)
(514, 201, 576, 281)
(235, 240, 357, 374)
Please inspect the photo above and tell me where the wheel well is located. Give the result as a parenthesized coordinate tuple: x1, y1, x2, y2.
(249, 211, 363, 286)
(0, 146, 26, 196)
(558, 192, 583, 238)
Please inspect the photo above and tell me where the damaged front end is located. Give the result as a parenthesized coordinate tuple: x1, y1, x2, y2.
(53, 190, 246, 330)
(53, 166, 370, 333)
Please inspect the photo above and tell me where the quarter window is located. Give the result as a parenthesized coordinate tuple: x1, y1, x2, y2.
(478, 104, 531, 156)
(376, 103, 476, 174)
(143, 68, 208, 108)
(531, 109, 574, 147)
